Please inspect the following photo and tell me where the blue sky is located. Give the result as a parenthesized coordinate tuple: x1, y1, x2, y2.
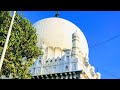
(18, 11, 120, 79)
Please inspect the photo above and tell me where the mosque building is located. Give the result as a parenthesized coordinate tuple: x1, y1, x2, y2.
(28, 12, 101, 79)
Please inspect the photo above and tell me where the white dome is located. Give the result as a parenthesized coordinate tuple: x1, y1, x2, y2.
(33, 17, 89, 56)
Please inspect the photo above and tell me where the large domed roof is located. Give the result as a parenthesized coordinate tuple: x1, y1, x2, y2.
(33, 17, 89, 56)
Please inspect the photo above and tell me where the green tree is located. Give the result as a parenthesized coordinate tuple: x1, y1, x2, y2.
(0, 11, 41, 79)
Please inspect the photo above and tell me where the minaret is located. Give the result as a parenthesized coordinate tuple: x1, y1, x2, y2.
(39, 42, 46, 75)
(96, 72, 101, 79)
(71, 30, 80, 59)
(84, 53, 89, 67)
(40, 42, 46, 58)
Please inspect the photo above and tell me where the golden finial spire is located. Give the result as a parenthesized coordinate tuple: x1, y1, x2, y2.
(55, 11, 59, 17)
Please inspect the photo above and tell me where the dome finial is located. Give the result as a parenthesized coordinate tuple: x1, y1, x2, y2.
(55, 11, 59, 17)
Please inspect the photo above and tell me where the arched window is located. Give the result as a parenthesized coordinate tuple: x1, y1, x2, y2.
(65, 56, 69, 63)
(55, 59, 57, 62)
(72, 64, 76, 70)
(39, 60, 41, 63)
(66, 65, 69, 70)
(37, 68, 40, 74)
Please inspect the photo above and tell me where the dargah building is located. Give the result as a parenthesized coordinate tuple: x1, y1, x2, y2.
(29, 13, 101, 79)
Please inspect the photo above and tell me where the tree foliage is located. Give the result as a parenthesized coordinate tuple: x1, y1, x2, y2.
(0, 11, 41, 79)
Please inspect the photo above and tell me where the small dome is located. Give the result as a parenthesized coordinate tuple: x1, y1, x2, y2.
(33, 17, 89, 56)
(96, 72, 101, 76)
(72, 30, 79, 38)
